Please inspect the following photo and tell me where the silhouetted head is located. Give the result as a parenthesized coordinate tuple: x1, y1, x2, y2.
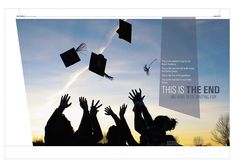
(153, 116, 177, 132)
(107, 125, 126, 146)
(45, 114, 74, 146)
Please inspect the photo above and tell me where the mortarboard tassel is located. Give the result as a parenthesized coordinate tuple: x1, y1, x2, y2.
(75, 43, 87, 52)
(75, 43, 88, 56)
(104, 73, 114, 80)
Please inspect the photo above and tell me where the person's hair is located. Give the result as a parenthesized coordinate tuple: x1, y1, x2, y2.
(107, 126, 119, 142)
(169, 118, 177, 130)
(153, 116, 177, 131)
(106, 125, 125, 145)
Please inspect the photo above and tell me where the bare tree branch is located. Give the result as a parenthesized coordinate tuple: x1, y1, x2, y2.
(211, 114, 230, 146)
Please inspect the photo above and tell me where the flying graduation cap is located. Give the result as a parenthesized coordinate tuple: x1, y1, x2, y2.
(89, 52, 113, 80)
(144, 58, 158, 76)
(116, 19, 132, 43)
(60, 43, 87, 68)
(60, 48, 80, 68)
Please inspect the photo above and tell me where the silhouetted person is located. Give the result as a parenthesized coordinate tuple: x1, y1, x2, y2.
(74, 97, 103, 145)
(106, 125, 124, 146)
(105, 104, 138, 146)
(145, 116, 178, 145)
(44, 94, 74, 146)
(128, 89, 179, 146)
(105, 105, 125, 146)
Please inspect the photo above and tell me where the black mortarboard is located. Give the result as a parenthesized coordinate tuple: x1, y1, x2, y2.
(60, 48, 81, 68)
(89, 52, 113, 80)
(116, 19, 132, 43)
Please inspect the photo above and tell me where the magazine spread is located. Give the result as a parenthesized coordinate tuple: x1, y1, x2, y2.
(16, 17, 229, 147)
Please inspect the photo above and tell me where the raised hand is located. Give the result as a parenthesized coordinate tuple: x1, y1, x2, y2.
(79, 97, 88, 112)
(119, 104, 127, 118)
(128, 88, 145, 104)
(104, 106, 115, 116)
(59, 94, 72, 109)
(90, 100, 102, 116)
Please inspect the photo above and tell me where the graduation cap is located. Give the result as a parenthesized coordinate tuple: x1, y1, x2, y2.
(60, 43, 87, 68)
(144, 58, 157, 76)
(116, 19, 132, 43)
(60, 48, 80, 68)
(89, 52, 113, 80)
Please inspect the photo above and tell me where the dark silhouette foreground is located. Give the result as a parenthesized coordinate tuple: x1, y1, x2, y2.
(128, 89, 179, 146)
(105, 104, 138, 146)
(44, 94, 74, 146)
(43, 89, 180, 146)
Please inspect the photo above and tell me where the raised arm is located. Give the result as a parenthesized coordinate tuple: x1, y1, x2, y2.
(131, 89, 153, 128)
(119, 104, 138, 146)
(90, 100, 103, 143)
(129, 89, 148, 135)
(45, 94, 72, 145)
(47, 94, 72, 123)
(105, 106, 121, 126)
(75, 97, 92, 136)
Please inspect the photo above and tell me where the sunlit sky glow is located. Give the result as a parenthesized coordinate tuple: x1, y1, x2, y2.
(16, 19, 229, 146)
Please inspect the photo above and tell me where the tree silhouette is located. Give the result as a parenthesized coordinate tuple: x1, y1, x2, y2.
(193, 136, 204, 146)
(211, 114, 230, 146)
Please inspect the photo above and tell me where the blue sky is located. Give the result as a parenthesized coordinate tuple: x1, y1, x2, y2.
(16, 19, 229, 145)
